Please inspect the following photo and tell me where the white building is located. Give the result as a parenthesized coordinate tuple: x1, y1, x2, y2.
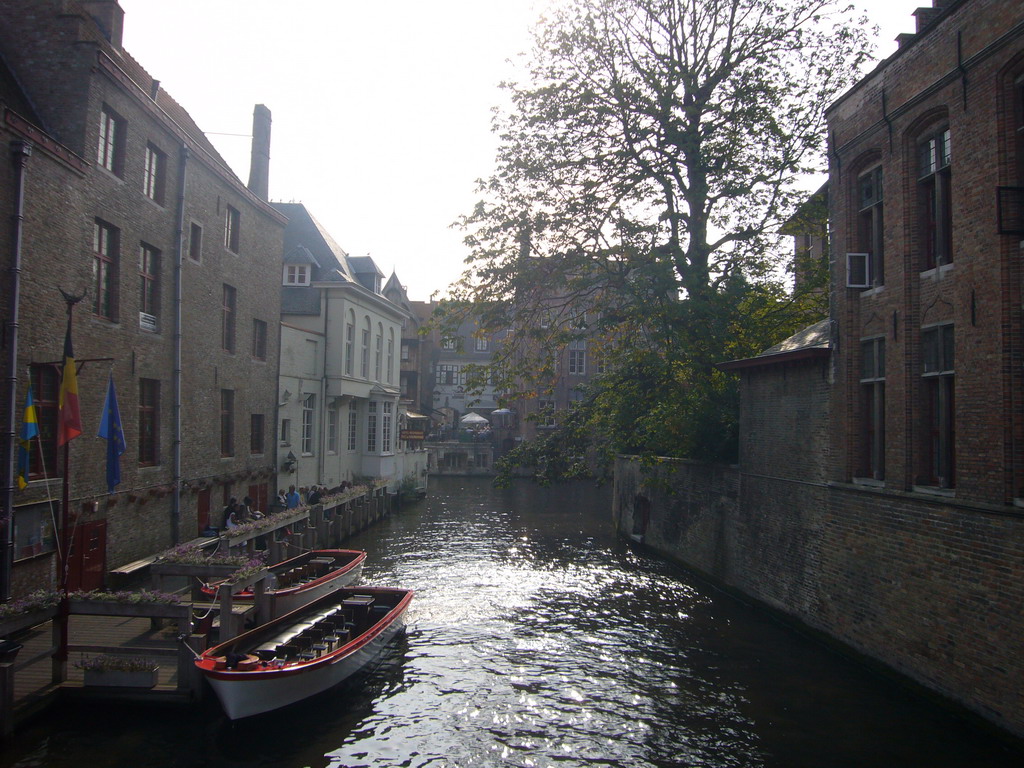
(273, 203, 427, 493)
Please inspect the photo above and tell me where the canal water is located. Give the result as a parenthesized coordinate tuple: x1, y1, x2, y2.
(2, 477, 1020, 767)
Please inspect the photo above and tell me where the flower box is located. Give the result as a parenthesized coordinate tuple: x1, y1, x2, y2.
(83, 667, 159, 688)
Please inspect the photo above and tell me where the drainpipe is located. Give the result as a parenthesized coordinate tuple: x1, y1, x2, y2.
(1, 140, 32, 602)
(172, 143, 188, 544)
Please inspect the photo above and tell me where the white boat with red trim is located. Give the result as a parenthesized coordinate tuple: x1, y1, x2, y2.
(196, 585, 413, 720)
(200, 548, 366, 619)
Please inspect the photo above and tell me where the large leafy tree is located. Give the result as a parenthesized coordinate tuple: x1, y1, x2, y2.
(446, 0, 870, 481)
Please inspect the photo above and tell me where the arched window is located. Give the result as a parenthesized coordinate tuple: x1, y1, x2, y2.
(345, 309, 355, 376)
(361, 316, 371, 378)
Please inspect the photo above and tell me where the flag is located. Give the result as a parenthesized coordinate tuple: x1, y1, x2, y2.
(56, 317, 81, 446)
(97, 373, 126, 493)
(16, 384, 39, 490)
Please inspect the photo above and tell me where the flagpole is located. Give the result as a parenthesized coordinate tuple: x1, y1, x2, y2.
(56, 290, 83, 670)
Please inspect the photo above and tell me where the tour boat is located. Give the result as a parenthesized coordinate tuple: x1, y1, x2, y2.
(197, 586, 414, 720)
(201, 549, 366, 619)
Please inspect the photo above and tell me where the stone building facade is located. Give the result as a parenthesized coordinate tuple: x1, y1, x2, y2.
(0, 0, 285, 595)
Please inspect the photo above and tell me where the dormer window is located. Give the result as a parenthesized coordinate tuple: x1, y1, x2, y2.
(284, 264, 311, 286)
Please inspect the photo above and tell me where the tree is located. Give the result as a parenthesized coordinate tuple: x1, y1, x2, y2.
(446, 0, 871, 481)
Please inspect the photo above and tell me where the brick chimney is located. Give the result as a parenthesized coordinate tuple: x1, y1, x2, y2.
(247, 104, 271, 201)
(81, 1, 124, 49)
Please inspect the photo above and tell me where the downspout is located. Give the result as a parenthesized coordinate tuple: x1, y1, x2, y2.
(1, 140, 32, 602)
(172, 143, 188, 544)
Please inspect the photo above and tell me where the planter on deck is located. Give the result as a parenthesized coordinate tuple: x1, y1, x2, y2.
(83, 667, 159, 688)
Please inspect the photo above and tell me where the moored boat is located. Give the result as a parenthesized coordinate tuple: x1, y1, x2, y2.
(201, 549, 366, 619)
(196, 586, 413, 720)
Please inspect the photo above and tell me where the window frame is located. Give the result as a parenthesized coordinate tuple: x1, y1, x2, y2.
(250, 413, 265, 455)
(93, 219, 120, 321)
(301, 393, 315, 455)
(252, 319, 268, 361)
(97, 104, 126, 176)
(143, 142, 167, 204)
(138, 378, 160, 466)
(188, 222, 203, 263)
(221, 284, 237, 353)
(917, 127, 952, 271)
(224, 205, 240, 253)
(138, 242, 160, 325)
(920, 323, 955, 488)
(856, 165, 884, 288)
(858, 336, 885, 481)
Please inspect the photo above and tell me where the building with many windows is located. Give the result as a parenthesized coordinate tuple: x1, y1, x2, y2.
(0, 0, 285, 596)
(274, 203, 426, 493)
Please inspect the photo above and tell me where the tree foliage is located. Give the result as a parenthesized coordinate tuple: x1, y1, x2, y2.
(444, 0, 871, 482)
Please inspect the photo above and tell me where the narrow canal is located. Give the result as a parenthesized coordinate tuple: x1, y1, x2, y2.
(2, 477, 1019, 767)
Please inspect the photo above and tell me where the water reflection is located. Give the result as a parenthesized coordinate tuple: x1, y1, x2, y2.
(2, 477, 1020, 768)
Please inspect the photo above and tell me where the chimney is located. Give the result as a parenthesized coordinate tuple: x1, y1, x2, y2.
(81, 1, 124, 49)
(247, 104, 271, 201)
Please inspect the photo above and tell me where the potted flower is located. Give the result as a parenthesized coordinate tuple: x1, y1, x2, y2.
(77, 655, 159, 688)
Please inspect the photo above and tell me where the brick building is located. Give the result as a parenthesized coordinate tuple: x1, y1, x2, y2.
(0, 0, 285, 596)
(620, 0, 1024, 739)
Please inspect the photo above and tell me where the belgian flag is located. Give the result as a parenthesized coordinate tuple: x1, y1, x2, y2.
(56, 317, 82, 446)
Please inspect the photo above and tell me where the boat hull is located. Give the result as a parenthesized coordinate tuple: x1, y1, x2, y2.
(197, 586, 412, 720)
(201, 549, 366, 619)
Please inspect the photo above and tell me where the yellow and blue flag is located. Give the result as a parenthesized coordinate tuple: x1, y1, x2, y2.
(17, 384, 39, 490)
(97, 373, 126, 493)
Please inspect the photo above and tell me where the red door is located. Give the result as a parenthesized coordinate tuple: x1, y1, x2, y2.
(197, 488, 211, 535)
(67, 519, 107, 592)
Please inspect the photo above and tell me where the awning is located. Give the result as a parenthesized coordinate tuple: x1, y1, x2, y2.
(405, 410, 429, 419)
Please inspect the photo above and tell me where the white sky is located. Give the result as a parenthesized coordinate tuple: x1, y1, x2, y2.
(118, 0, 922, 301)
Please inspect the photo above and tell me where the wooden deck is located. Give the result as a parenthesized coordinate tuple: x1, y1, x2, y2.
(12, 613, 191, 723)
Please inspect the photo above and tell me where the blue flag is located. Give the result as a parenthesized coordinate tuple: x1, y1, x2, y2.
(97, 373, 126, 493)
(17, 384, 39, 490)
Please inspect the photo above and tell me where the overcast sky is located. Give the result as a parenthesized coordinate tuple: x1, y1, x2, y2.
(118, 0, 922, 301)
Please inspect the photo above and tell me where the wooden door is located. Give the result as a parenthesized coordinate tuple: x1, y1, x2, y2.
(67, 519, 107, 592)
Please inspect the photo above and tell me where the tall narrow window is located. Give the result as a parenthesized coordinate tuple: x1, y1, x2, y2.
(27, 365, 59, 480)
(345, 311, 355, 376)
(93, 220, 119, 321)
(143, 142, 166, 204)
(280, 418, 291, 446)
(224, 205, 240, 253)
(387, 329, 395, 384)
(361, 317, 371, 378)
(366, 401, 377, 453)
(301, 394, 315, 454)
(327, 406, 338, 453)
(188, 222, 203, 262)
(97, 105, 125, 176)
(568, 339, 587, 375)
(138, 379, 160, 466)
(375, 323, 383, 381)
(252, 319, 267, 361)
(138, 243, 160, 328)
(250, 414, 265, 455)
(382, 401, 393, 453)
(857, 166, 884, 287)
(222, 284, 236, 352)
(475, 336, 489, 352)
(220, 389, 234, 457)
(347, 402, 358, 451)
(918, 128, 952, 271)
(921, 324, 955, 488)
(859, 337, 885, 480)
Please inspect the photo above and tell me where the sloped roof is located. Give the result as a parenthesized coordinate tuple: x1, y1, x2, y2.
(272, 202, 355, 283)
(718, 319, 831, 371)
